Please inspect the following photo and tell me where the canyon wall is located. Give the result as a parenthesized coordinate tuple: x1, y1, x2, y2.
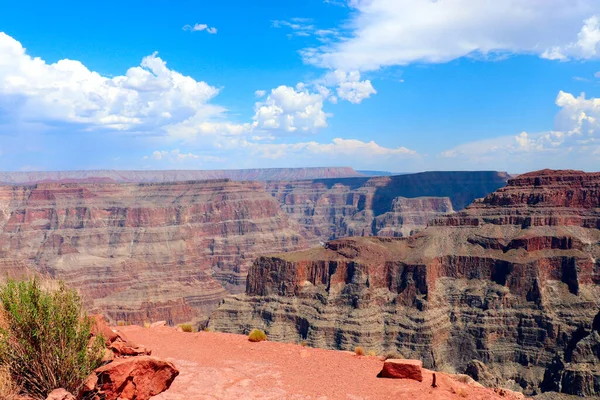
(266, 171, 508, 239)
(209, 169, 600, 397)
(0, 171, 507, 327)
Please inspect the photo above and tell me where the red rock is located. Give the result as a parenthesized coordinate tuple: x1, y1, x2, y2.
(94, 356, 179, 400)
(379, 359, 423, 382)
(90, 315, 119, 345)
(150, 321, 167, 328)
(45, 389, 75, 400)
(109, 340, 152, 357)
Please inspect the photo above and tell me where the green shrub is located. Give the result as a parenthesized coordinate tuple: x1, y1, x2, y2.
(179, 323, 193, 333)
(248, 329, 267, 342)
(0, 277, 104, 399)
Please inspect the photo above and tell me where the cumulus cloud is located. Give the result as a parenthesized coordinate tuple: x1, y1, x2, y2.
(303, 0, 600, 71)
(0, 32, 224, 134)
(182, 24, 218, 34)
(542, 16, 600, 60)
(252, 84, 329, 133)
(440, 90, 600, 169)
(254, 90, 266, 98)
(324, 70, 376, 104)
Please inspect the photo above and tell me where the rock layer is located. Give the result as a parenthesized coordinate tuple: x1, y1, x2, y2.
(0, 180, 311, 324)
(0, 171, 507, 325)
(208, 169, 600, 397)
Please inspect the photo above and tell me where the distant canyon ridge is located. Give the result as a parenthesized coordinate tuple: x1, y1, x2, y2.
(0, 168, 508, 324)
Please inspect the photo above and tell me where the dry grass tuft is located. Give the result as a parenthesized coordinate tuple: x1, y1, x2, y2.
(299, 341, 307, 347)
(203, 327, 213, 332)
(382, 351, 404, 360)
(143, 321, 151, 328)
(248, 329, 267, 342)
(367, 350, 377, 357)
(354, 346, 365, 356)
(179, 323, 194, 333)
(0, 365, 19, 400)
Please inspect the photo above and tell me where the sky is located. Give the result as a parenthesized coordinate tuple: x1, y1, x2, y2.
(1, 0, 600, 173)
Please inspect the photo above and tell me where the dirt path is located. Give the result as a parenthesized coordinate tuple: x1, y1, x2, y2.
(121, 326, 524, 400)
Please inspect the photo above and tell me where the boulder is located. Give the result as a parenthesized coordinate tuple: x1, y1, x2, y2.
(89, 315, 119, 345)
(110, 340, 152, 357)
(94, 356, 179, 400)
(150, 321, 167, 328)
(378, 359, 423, 382)
(45, 389, 75, 400)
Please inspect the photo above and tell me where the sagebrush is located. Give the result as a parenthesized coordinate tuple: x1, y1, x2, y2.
(0, 277, 105, 399)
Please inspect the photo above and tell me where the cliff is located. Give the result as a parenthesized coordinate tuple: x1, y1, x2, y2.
(0, 171, 508, 327)
(208, 169, 600, 397)
(266, 171, 508, 239)
(0, 180, 313, 325)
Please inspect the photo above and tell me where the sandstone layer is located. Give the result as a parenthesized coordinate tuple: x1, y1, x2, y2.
(0, 180, 311, 324)
(266, 171, 507, 239)
(0, 171, 507, 326)
(208, 169, 600, 397)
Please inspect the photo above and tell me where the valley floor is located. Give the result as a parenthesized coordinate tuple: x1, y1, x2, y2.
(121, 325, 525, 400)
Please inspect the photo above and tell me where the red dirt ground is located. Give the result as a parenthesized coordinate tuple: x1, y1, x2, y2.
(120, 325, 526, 400)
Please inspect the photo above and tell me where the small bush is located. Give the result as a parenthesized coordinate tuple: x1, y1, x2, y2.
(179, 323, 193, 333)
(143, 321, 151, 328)
(299, 340, 307, 347)
(354, 346, 365, 356)
(367, 350, 377, 357)
(203, 327, 213, 332)
(383, 351, 404, 360)
(248, 329, 267, 342)
(0, 277, 104, 399)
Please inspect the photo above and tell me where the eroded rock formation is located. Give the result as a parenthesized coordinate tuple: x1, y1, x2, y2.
(208, 169, 600, 397)
(0, 171, 507, 325)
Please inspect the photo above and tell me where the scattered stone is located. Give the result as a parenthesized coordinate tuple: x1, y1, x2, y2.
(378, 359, 423, 382)
(45, 389, 75, 400)
(109, 340, 152, 357)
(90, 315, 119, 345)
(93, 356, 179, 400)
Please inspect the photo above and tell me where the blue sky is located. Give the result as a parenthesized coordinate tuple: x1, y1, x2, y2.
(1, 0, 600, 173)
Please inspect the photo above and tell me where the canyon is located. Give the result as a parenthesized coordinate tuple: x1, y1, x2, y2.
(208, 169, 600, 397)
(0, 171, 507, 326)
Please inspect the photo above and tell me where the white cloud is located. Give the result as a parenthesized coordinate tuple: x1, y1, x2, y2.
(324, 70, 376, 104)
(183, 24, 218, 34)
(252, 84, 329, 133)
(144, 149, 225, 163)
(303, 0, 600, 71)
(440, 90, 600, 169)
(0, 32, 223, 134)
(542, 16, 600, 60)
(254, 90, 266, 98)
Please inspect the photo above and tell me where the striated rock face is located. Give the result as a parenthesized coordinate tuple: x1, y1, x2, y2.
(0, 180, 311, 324)
(0, 171, 507, 326)
(208, 169, 600, 396)
(266, 171, 507, 239)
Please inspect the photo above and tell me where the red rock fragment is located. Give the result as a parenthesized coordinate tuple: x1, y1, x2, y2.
(109, 340, 152, 357)
(45, 388, 75, 400)
(89, 315, 119, 345)
(379, 359, 423, 382)
(150, 321, 167, 328)
(94, 356, 179, 400)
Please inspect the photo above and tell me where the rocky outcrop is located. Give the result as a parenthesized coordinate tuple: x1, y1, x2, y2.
(379, 359, 424, 381)
(0, 167, 364, 184)
(0, 180, 312, 325)
(266, 171, 507, 239)
(0, 172, 507, 325)
(208, 169, 600, 397)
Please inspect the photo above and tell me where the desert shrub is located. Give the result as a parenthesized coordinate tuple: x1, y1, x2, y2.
(382, 351, 404, 360)
(0, 277, 104, 399)
(203, 327, 213, 332)
(299, 340, 307, 347)
(179, 323, 193, 333)
(354, 346, 365, 356)
(367, 350, 377, 357)
(248, 329, 267, 342)
(143, 321, 151, 328)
